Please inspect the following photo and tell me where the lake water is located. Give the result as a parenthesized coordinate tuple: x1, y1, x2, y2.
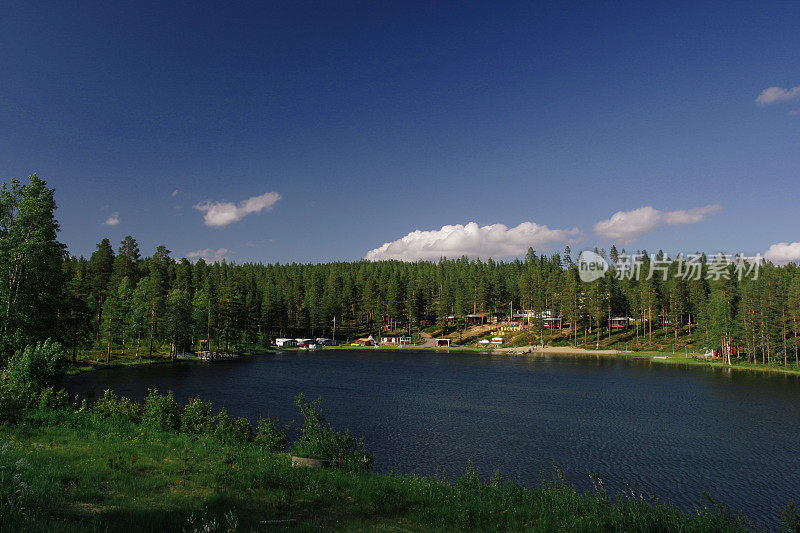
(66, 350, 800, 528)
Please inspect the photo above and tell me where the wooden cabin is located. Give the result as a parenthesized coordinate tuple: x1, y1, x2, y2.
(610, 317, 632, 329)
(380, 333, 401, 345)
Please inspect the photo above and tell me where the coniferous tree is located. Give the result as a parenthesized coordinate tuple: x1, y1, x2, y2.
(88, 238, 115, 345)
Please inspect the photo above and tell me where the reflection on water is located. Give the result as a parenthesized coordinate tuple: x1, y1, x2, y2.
(67, 350, 800, 528)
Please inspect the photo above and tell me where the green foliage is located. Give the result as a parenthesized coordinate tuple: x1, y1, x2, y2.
(181, 397, 214, 434)
(0, 175, 66, 355)
(0, 342, 73, 423)
(0, 409, 749, 532)
(781, 502, 800, 533)
(0, 172, 796, 368)
(166, 287, 191, 355)
(184, 507, 239, 533)
(214, 408, 253, 445)
(94, 389, 142, 422)
(4, 339, 68, 393)
(289, 393, 373, 471)
(254, 416, 290, 453)
(289, 394, 338, 461)
(36, 387, 70, 411)
(0, 442, 32, 521)
(0, 381, 27, 424)
(142, 389, 181, 430)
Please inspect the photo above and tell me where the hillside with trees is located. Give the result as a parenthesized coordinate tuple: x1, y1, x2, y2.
(2, 175, 799, 369)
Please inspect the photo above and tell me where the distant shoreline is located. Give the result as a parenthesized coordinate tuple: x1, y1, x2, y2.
(328, 343, 800, 377)
(66, 344, 800, 378)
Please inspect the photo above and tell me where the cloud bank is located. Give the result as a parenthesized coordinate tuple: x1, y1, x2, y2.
(194, 192, 281, 227)
(104, 213, 120, 226)
(186, 248, 230, 263)
(764, 242, 800, 263)
(756, 86, 800, 105)
(365, 222, 579, 261)
(593, 205, 720, 242)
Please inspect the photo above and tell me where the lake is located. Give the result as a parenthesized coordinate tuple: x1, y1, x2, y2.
(66, 350, 800, 528)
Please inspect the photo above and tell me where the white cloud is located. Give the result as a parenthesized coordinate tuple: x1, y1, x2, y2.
(662, 205, 721, 225)
(756, 86, 800, 105)
(364, 221, 579, 261)
(764, 242, 800, 264)
(104, 212, 120, 226)
(593, 205, 720, 242)
(186, 248, 230, 263)
(193, 191, 281, 227)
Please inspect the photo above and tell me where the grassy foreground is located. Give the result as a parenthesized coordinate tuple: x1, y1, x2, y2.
(0, 407, 750, 532)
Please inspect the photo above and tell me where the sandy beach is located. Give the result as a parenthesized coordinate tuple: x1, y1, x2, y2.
(493, 345, 624, 356)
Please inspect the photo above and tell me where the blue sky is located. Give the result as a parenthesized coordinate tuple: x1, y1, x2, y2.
(1, 1, 799, 263)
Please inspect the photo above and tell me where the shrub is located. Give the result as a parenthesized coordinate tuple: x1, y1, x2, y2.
(37, 387, 71, 411)
(334, 430, 373, 472)
(214, 408, 253, 445)
(254, 416, 290, 453)
(780, 502, 800, 533)
(94, 389, 142, 422)
(5, 339, 68, 393)
(289, 394, 338, 460)
(0, 381, 27, 424)
(289, 393, 373, 471)
(142, 389, 181, 430)
(182, 397, 214, 434)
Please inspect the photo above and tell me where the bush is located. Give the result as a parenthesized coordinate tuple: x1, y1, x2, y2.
(142, 389, 181, 430)
(254, 416, 290, 452)
(289, 395, 338, 460)
(214, 408, 253, 445)
(182, 397, 214, 434)
(0, 381, 27, 424)
(94, 389, 142, 422)
(289, 393, 373, 471)
(37, 387, 71, 411)
(334, 430, 373, 472)
(4, 339, 68, 393)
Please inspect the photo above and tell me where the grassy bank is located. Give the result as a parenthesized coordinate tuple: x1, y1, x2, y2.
(66, 353, 197, 375)
(66, 344, 800, 383)
(495, 347, 800, 377)
(325, 342, 800, 378)
(65, 345, 275, 375)
(0, 405, 750, 532)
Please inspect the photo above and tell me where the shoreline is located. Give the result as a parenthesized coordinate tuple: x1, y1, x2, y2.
(65, 352, 254, 376)
(326, 343, 800, 377)
(491, 345, 800, 377)
(0, 403, 747, 531)
(66, 344, 800, 378)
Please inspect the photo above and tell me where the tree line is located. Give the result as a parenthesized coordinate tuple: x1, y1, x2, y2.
(2, 174, 800, 367)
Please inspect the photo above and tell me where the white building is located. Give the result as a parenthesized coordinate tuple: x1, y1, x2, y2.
(275, 338, 296, 347)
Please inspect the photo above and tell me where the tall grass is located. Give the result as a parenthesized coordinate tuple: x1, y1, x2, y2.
(0, 396, 753, 532)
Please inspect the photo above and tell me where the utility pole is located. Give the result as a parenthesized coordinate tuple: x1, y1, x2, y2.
(332, 316, 336, 343)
